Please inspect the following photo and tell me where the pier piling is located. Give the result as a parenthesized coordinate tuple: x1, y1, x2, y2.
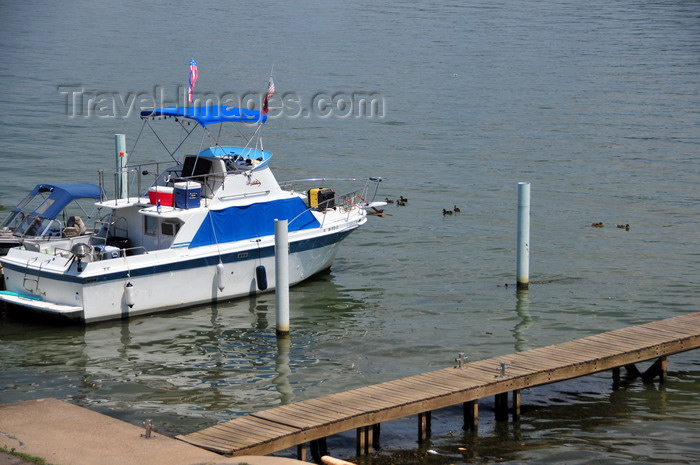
(274, 219, 290, 336)
(517, 182, 530, 290)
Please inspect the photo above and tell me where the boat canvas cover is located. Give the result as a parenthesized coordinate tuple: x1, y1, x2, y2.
(189, 198, 320, 248)
(141, 106, 267, 126)
(17, 184, 103, 219)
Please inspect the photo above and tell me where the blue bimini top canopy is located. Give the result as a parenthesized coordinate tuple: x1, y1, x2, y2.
(18, 184, 103, 219)
(140, 106, 267, 126)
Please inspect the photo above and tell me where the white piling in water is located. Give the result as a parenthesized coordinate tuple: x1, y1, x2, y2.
(275, 219, 290, 335)
(115, 134, 128, 199)
(517, 182, 530, 290)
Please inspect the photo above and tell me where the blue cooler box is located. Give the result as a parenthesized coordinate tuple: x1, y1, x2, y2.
(174, 181, 201, 209)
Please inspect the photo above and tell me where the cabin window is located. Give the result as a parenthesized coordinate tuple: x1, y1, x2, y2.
(161, 221, 180, 236)
(145, 216, 157, 235)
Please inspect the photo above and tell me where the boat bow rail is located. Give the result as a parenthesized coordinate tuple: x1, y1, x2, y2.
(286, 178, 381, 229)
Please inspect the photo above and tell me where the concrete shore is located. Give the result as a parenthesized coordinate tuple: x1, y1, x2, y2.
(0, 398, 306, 465)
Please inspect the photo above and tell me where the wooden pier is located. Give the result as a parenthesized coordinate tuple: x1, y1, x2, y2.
(177, 312, 700, 460)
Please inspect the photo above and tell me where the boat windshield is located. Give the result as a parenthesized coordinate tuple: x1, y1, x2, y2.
(13, 215, 61, 238)
(0, 193, 42, 230)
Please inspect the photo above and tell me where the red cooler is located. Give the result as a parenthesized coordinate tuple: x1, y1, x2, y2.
(148, 186, 174, 206)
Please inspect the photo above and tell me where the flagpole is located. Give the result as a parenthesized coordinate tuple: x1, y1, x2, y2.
(258, 66, 275, 153)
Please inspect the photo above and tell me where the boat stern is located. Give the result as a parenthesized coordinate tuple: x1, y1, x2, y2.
(0, 290, 85, 322)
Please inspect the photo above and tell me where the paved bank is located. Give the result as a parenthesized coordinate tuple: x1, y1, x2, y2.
(0, 399, 306, 465)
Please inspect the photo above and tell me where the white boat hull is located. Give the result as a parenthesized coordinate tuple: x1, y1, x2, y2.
(0, 226, 358, 323)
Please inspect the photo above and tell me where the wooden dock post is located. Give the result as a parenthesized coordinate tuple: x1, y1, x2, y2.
(418, 411, 432, 443)
(657, 356, 668, 384)
(494, 393, 509, 421)
(355, 424, 381, 455)
(512, 390, 521, 420)
(356, 425, 373, 455)
(463, 400, 478, 430)
(373, 423, 381, 450)
(310, 438, 328, 462)
(625, 356, 668, 384)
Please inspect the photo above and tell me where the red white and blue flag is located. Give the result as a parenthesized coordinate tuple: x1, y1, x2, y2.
(188, 60, 199, 103)
(262, 75, 275, 115)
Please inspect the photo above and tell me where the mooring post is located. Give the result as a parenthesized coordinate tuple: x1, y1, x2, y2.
(517, 182, 530, 290)
(274, 219, 290, 336)
(115, 134, 128, 200)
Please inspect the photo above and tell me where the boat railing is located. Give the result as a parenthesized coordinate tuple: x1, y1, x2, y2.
(279, 177, 361, 192)
(91, 244, 147, 259)
(99, 161, 179, 204)
(288, 181, 376, 229)
(36, 235, 92, 258)
(280, 177, 382, 200)
(100, 160, 229, 205)
(50, 241, 147, 262)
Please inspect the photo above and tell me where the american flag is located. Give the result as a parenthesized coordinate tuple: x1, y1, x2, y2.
(262, 75, 275, 115)
(188, 60, 199, 103)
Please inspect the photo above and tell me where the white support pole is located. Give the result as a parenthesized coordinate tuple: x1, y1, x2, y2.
(115, 134, 128, 199)
(517, 182, 530, 290)
(275, 219, 290, 335)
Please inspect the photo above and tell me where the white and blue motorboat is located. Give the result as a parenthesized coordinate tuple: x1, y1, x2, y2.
(0, 104, 383, 323)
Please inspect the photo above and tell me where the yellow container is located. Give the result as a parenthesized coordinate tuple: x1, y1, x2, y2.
(308, 188, 335, 210)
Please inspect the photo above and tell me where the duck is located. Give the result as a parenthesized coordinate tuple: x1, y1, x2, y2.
(617, 224, 630, 230)
(399, 195, 408, 203)
(384, 197, 394, 204)
(591, 222, 604, 228)
(443, 209, 453, 215)
(453, 205, 461, 213)
(396, 199, 406, 206)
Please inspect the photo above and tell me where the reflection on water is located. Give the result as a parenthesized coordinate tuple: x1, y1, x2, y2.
(513, 289, 533, 352)
(274, 335, 294, 405)
(0, 271, 370, 435)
